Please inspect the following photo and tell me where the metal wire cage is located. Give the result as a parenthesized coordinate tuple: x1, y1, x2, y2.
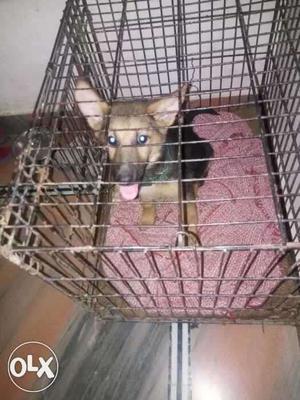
(1, 0, 300, 323)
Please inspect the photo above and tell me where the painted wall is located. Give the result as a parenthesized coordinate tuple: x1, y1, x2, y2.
(0, 0, 66, 115)
(0, 0, 276, 115)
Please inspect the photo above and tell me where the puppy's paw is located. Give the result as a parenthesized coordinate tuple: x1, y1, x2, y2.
(176, 228, 201, 247)
(140, 205, 156, 226)
(187, 228, 201, 246)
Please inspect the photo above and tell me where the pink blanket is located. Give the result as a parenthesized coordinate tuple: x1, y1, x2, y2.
(104, 111, 283, 318)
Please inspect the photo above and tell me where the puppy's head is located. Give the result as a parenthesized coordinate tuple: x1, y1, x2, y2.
(75, 79, 187, 200)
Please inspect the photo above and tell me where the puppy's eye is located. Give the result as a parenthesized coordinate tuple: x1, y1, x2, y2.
(137, 134, 148, 145)
(108, 135, 117, 146)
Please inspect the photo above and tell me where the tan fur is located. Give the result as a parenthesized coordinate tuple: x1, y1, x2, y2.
(140, 182, 177, 230)
(140, 182, 199, 244)
(107, 102, 166, 166)
(74, 79, 109, 137)
(140, 204, 156, 226)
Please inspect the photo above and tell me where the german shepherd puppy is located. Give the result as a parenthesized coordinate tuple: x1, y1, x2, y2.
(75, 79, 214, 242)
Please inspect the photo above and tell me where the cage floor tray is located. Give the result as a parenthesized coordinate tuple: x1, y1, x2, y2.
(103, 111, 287, 317)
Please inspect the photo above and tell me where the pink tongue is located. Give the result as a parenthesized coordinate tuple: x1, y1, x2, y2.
(120, 184, 139, 200)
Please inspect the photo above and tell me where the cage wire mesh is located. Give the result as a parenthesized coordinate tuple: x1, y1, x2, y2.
(0, 0, 300, 323)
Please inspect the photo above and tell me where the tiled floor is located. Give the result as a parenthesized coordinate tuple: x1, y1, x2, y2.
(191, 324, 300, 400)
(40, 315, 169, 400)
(0, 258, 76, 400)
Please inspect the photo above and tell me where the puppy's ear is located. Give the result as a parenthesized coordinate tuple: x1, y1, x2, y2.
(74, 79, 109, 134)
(147, 83, 188, 127)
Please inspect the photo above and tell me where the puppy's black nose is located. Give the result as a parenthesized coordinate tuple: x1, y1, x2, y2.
(117, 173, 133, 183)
(115, 166, 137, 183)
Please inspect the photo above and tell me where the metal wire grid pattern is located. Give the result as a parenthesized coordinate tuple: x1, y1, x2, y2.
(0, 0, 300, 323)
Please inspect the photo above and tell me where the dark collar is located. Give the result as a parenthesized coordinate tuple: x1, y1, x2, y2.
(141, 145, 174, 186)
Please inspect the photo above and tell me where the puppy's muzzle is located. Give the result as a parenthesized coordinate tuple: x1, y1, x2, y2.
(115, 164, 138, 184)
